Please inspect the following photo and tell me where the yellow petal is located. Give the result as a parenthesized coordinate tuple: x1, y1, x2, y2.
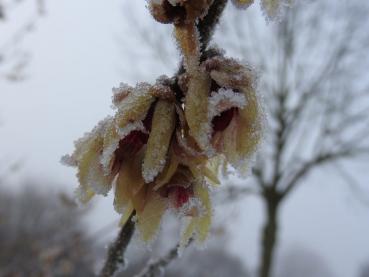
(237, 89, 262, 160)
(115, 83, 155, 129)
(181, 182, 212, 244)
(181, 217, 196, 247)
(137, 191, 167, 242)
(143, 100, 176, 183)
(119, 202, 134, 226)
(114, 152, 145, 213)
(101, 119, 120, 174)
(153, 150, 179, 190)
(77, 136, 113, 197)
(185, 70, 212, 152)
(203, 166, 220, 187)
(193, 182, 212, 242)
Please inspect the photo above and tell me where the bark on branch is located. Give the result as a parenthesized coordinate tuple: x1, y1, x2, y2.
(99, 213, 135, 277)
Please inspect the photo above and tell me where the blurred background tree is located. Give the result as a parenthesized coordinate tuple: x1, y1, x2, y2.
(0, 0, 45, 81)
(0, 185, 97, 276)
(361, 263, 369, 277)
(122, 0, 369, 276)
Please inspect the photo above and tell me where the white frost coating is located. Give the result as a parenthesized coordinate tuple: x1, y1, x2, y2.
(198, 122, 215, 157)
(86, 160, 112, 196)
(73, 116, 111, 152)
(114, 82, 152, 112)
(117, 120, 147, 138)
(60, 154, 76, 167)
(208, 88, 247, 119)
(177, 197, 205, 217)
(100, 121, 147, 174)
(61, 116, 112, 169)
(112, 82, 131, 108)
(168, 0, 181, 6)
(142, 159, 166, 183)
(100, 140, 119, 174)
(74, 186, 92, 204)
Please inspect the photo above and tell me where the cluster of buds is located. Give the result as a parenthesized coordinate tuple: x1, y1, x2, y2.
(63, 0, 268, 244)
(150, 0, 289, 23)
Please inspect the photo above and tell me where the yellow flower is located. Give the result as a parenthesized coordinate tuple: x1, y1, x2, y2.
(183, 53, 262, 169)
(62, 78, 176, 202)
(114, 133, 218, 242)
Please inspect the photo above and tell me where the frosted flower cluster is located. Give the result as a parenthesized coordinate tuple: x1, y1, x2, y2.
(150, 0, 291, 23)
(63, 0, 266, 245)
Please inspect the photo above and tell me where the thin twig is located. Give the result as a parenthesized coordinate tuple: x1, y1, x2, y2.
(198, 0, 228, 53)
(134, 239, 194, 277)
(99, 212, 136, 277)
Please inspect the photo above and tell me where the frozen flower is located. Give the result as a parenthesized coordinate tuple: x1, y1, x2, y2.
(63, 76, 220, 242)
(62, 77, 176, 201)
(149, 0, 214, 25)
(183, 53, 262, 169)
(114, 128, 219, 242)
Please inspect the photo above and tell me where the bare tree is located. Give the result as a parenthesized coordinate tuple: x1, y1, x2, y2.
(360, 263, 369, 277)
(275, 246, 335, 277)
(0, 185, 97, 276)
(219, 1, 369, 276)
(120, 1, 369, 277)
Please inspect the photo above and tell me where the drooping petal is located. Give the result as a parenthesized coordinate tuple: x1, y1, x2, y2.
(76, 134, 114, 198)
(181, 181, 212, 244)
(101, 118, 120, 174)
(193, 182, 212, 242)
(114, 151, 145, 213)
(153, 149, 180, 190)
(185, 70, 213, 153)
(137, 190, 167, 242)
(119, 202, 134, 226)
(143, 100, 176, 183)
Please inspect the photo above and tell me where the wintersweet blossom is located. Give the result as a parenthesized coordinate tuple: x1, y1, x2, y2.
(63, 76, 220, 242)
(182, 53, 262, 170)
(63, 0, 270, 245)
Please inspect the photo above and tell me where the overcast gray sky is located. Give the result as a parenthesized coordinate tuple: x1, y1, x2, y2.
(1, 1, 369, 276)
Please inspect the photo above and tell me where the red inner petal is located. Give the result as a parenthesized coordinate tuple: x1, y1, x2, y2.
(212, 107, 236, 134)
(168, 186, 193, 209)
(113, 103, 156, 167)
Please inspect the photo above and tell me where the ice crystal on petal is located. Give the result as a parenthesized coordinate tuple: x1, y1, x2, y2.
(208, 88, 247, 119)
(117, 121, 147, 139)
(143, 101, 176, 183)
(60, 154, 76, 167)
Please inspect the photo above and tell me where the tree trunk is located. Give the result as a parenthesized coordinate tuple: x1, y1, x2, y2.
(258, 197, 280, 277)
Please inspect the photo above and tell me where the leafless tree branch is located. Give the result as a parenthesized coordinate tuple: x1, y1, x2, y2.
(99, 213, 135, 277)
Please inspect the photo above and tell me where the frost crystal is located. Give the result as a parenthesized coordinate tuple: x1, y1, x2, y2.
(60, 154, 76, 167)
(118, 121, 147, 139)
(208, 88, 247, 119)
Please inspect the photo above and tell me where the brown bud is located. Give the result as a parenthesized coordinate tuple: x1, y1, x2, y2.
(149, 0, 214, 25)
